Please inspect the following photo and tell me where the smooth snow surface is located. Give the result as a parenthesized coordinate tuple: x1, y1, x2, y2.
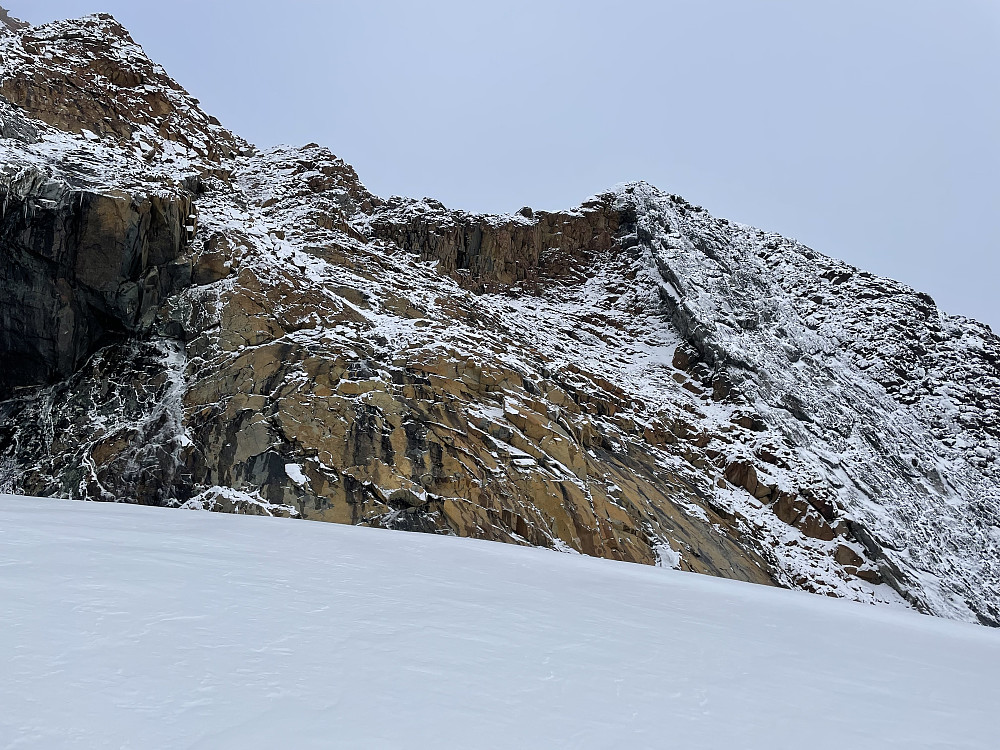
(2, 496, 998, 749)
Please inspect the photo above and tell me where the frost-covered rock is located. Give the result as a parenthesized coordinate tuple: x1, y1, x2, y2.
(0, 6, 997, 625)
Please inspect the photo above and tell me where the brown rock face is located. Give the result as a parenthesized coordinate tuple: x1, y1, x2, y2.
(370, 197, 622, 291)
(0, 12, 245, 161)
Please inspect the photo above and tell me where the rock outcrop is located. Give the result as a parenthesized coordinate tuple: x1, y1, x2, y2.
(0, 166, 194, 394)
(369, 196, 621, 291)
(0, 12, 245, 160)
(1, 6, 998, 626)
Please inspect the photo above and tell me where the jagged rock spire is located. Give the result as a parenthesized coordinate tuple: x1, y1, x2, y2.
(0, 5, 28, 33)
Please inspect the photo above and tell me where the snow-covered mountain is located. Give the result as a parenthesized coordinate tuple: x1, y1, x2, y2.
(3, 494, 999, 749)
(0, 8, 998, 626)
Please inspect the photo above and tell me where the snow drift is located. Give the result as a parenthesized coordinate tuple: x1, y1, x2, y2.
(2, 495, 998, 749)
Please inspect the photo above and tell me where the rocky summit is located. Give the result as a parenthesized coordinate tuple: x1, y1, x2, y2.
(1, 7, 998, 626)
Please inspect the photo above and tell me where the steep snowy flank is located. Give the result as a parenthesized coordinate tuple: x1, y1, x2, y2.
(1, 7, 998, 626)
(3, 495, 999, 750)
(620, 185, 1000, 623)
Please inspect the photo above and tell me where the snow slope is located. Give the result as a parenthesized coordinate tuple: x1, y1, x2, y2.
(2, 496, 998, 749)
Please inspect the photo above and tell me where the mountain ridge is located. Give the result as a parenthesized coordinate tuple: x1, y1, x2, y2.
(0, 6, 998, 626)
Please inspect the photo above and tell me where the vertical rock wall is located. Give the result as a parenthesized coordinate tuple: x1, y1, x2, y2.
(0, 168, 193, 395)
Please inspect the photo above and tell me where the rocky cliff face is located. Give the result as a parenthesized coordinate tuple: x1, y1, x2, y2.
(0, 168, 194, 394)
(1, 7, 998, 625)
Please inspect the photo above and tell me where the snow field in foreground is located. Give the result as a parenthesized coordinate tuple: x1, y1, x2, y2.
(1, 495, 998, 749)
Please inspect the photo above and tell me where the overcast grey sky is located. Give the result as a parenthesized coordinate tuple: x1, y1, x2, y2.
(18, 1, 1000, 329)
